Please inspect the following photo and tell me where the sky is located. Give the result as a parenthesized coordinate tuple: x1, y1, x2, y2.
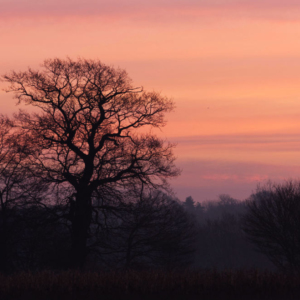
(1, 0, 300, 202)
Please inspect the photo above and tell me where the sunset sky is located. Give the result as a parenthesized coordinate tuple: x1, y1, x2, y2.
(1, 0, 300, 202)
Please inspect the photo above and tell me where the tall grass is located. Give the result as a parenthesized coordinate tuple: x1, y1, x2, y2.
(0, 269, 300, 299)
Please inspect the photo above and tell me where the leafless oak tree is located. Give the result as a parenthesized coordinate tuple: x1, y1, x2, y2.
(2, 58, 179, 268)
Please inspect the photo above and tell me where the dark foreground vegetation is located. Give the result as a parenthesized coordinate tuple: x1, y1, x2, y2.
(1, 269, 300, 300)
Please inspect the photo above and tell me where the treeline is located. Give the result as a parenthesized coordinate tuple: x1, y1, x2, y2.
(0, 182, 297, 273)
(1, 58, 299, 275)
(0, 190, 195, 272)
(2, 178, 300, 274)
(183, 181, 300, 273)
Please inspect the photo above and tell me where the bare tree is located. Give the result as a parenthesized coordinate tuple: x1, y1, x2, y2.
(2, 58, 179, 268)
(243, 181, 300, 272)
(91, 190, 195, 269)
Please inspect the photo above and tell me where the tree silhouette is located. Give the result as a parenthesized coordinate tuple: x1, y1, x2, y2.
(91, 190, 195, 269)
(243, 181, 300, 272)
(3, 58, 179, 268)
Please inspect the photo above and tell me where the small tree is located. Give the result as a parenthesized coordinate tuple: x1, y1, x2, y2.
(184, 196, 195, 211)
(93, 190, 195, 269)
(243, 181, 300, 272)
(3, 58, 179, 268)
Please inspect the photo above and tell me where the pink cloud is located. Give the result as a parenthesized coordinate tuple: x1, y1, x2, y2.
(170, 159, 300, 201)
(169, 134, 300, 153)
(201, 173, 270, 182)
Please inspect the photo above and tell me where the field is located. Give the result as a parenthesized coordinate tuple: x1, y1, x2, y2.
(0, 269, 300, 300)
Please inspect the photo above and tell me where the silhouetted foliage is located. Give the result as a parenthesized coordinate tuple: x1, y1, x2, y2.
(243, 181, 300, 273)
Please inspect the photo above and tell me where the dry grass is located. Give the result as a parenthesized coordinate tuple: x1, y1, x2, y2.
(0, 269, 299, 300)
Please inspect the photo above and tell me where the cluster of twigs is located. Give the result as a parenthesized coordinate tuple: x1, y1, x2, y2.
(0, 269, 299, 299)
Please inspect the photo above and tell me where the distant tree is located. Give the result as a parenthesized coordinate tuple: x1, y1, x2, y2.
(218, 194, 238, 206)
(183, 196, 195, 213)
(194, 202, 204, 214)
(200, 195, 243, 222)
(243, 181, 300, 272)
(3, 58, 179, 269)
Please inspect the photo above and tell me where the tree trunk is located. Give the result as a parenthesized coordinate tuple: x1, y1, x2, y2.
(69, 189, 92, 269)
(0, 195, 10, 273)
(0, 221, 9, 273)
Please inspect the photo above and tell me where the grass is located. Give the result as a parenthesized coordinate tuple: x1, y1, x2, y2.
(0, 269, 299, 300)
